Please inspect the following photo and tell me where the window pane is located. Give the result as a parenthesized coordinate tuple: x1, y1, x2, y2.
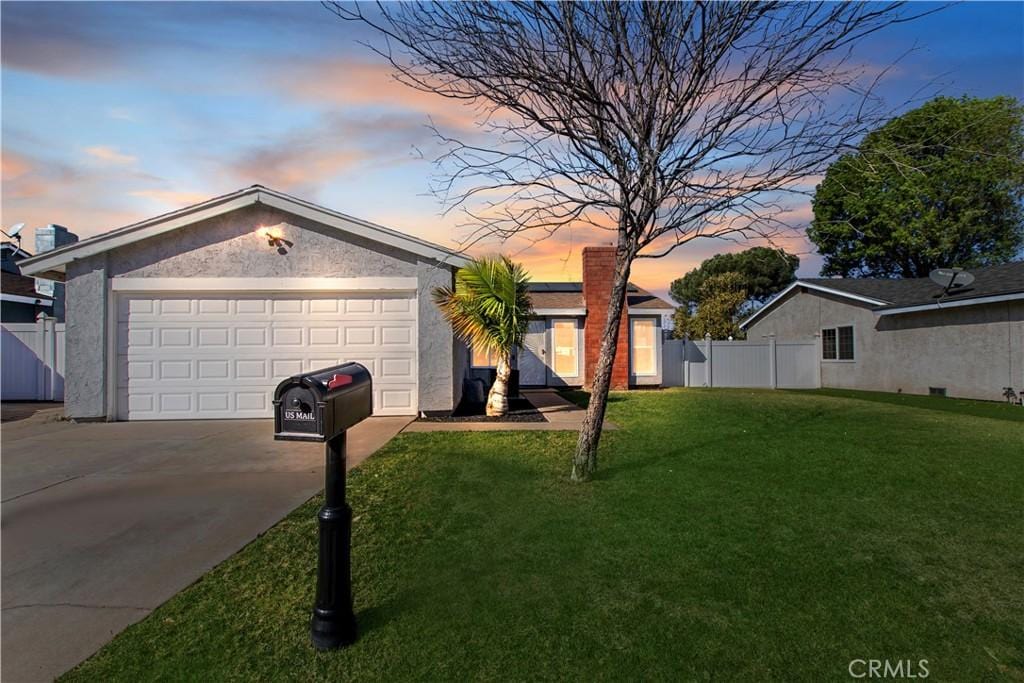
(552, 321, 578, 376)
(472, 346, 493, 367)
(632, 319, 656, 375)
(838, 326, 854, 360)
(822, 328, 837, 359)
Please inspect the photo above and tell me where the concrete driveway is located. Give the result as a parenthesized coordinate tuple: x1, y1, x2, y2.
(1, 411, 411, 682)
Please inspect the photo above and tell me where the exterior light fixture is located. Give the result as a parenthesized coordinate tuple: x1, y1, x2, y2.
(257, 225, 286, 247)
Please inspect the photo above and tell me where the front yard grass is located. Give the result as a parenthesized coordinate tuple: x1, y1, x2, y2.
(64, 389, 1023, 681)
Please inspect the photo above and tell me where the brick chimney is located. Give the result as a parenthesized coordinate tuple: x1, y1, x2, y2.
(582, 246, 630, 390)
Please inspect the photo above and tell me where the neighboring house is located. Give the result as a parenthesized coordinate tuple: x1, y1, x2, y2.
(1, 227, 78, 322)
(740, 262, 1024, 401)
(2, 243, 53, 322)
(467, 247, 673, 389)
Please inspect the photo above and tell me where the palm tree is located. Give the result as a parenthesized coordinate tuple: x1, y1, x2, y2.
(433, 256, 533, 417)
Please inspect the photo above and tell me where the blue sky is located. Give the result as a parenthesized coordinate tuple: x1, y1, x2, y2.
(2, 1, 1022, 297)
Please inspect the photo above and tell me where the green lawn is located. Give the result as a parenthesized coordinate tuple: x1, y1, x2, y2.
(64, 389, 1023, 681)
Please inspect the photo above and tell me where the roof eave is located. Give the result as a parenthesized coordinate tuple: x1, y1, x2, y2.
(739, 281, 890, 330)
(875, 291, 1024, 315)
(18, 186, 470, 276)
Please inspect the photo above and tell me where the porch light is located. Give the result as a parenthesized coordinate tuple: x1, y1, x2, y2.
(257, 224, 286, 247)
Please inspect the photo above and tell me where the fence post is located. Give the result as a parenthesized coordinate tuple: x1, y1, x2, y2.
(768, 335, 777, 389)
(682, 336, 689, 387)
(35, 313, 47, 400)
(704, 333, 713, 388)
(47, 316, 58, 400)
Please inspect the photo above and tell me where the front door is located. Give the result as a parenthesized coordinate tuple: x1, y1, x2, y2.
(519, 319, 547, 385)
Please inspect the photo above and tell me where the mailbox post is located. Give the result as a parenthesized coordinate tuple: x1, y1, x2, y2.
(274, 362, 373, 650)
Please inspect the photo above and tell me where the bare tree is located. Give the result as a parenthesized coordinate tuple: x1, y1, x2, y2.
(325, 1, 934, 481)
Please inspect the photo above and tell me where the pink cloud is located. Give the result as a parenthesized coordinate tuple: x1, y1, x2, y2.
(275, 59, 482, 133)
(129, 189, 209, 208)
(85, 145, 136, 165)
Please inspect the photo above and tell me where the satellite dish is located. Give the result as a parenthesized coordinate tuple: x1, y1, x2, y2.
(7, 223, 25, 237)
(929, 267, 975, 294)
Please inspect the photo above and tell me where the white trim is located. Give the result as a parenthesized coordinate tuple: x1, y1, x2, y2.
(876, 291, 1024, 316)
(630, 318, 658, 377)
(534, 307, 586, 316)
(532, 307, 674, 316)
(740, 281, 889, 330)
(18, 186, 469, 275)
(549, 318, 580, 378)
(109, 277, 419, 293)
(629, 307, 674, 315)
(0, 293, 52, 306)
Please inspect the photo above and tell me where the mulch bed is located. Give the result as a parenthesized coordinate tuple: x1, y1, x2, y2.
(418, 396, 546, 423)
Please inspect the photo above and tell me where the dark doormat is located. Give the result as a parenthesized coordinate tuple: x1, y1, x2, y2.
(418, 396, 546, 423)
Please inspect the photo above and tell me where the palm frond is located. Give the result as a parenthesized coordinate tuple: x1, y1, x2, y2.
(431, 255, 534, 355)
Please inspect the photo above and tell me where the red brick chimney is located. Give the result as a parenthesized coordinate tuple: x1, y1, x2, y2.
(582, 246, 630, 390)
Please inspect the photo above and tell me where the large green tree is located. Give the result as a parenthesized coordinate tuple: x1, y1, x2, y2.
(669, 247, 799, 313)
(672, 272, 747, 340)
(808, 96, 1024, 278)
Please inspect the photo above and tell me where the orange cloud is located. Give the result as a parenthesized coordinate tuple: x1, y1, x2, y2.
(276, 60, 482, 133)
(226, 146, 367, 193)
(129, 189, 209, 207)
(2, 152, 32, 180)
(85, 145, 136, 165)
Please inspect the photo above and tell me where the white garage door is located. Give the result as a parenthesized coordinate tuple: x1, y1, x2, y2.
(116, 292, 418, 419)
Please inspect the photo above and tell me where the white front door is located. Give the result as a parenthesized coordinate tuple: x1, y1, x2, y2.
(116, 291, 418, 419)
(519, 319, 547, 385)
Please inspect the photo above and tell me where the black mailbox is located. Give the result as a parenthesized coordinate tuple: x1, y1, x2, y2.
(273, 362, 372, 442)
(272, 362, 373, 651)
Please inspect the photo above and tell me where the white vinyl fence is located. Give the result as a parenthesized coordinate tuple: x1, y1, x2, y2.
(662, 337, 819, 389)
(2, 318, 66, 400)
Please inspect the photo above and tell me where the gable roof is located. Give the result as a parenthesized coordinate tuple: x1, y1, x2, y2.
(17, 185, 470, 277)
(740, 261, 1024, 329)
(527, 282, 674, 313)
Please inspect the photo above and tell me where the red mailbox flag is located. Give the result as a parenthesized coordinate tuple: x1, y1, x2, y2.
(327, 374, 353, 391)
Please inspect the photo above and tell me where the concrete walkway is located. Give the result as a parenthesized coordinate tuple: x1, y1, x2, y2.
(402, 389, 615, 432)
(1, 412, 410, 683)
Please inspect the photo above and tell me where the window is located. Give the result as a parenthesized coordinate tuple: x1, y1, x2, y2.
(631, 319, 657, 376)
(471, 346, 498, 368)
(821, 325, 854, 361)
(551, 319, 578, 377)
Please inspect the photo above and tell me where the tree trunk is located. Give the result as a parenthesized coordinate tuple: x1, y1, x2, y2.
(487, 353, 511, 417)
(571, 240, 634, 482)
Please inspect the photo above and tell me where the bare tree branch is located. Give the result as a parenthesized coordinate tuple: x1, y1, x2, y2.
(324, 0, 941, 480)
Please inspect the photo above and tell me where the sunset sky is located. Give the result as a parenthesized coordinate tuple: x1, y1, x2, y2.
(2, 1, 1022, 299)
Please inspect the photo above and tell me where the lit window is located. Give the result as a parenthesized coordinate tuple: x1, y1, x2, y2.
(631, 319, 656, 376)
(552, 320, 578, 376)
(471, 346, 498, 368)
(821, 326, 854, 361)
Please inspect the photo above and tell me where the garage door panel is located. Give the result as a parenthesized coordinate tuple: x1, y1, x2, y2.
(117, 293, 418, 419)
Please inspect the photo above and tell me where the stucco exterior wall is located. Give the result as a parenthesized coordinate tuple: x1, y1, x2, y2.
(64, 255, 108, 418)
(63, 204, 459, 417)
(415, 260, 459, 411)
(746, 289, 1024, 401)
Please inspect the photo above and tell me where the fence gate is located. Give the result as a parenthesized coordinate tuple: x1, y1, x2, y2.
(661, 336, 819, 389)
(1, 317, 65, 400)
